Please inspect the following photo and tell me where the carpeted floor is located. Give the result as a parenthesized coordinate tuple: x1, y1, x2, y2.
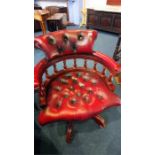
(34, 26, 121, 155)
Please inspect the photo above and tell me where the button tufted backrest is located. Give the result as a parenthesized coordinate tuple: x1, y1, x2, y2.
(34, 30, 98, 59)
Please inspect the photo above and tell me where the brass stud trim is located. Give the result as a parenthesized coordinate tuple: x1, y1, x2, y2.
(87, 88, 93, 94)
(70, 98, 77, 104)
(82, 94, 90, 103)
(55, 101, 62, 108)
(79, 82, 85, 88)
(69, 86, 74, 91)
(76, 72, 82, 77)
(83, 75, 90, 81)
(91, 79, 98, 85)
(64, 73, 72, 78)
(47, 35, 56, 45)
(63, 92, 69, 98)
(76, 92, 81, 97)
(72, 77, 78, 84)
(53, 86, 61, 91)
(60, 78, 69, 84)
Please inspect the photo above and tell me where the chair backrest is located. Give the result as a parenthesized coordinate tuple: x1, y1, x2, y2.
(34, 29, 98, 59)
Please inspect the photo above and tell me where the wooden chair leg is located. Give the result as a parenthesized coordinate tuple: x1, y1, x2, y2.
(93, 115, 106, 128)
(40, 21, 46, 35)
(66, 122, 73, 143)
(114, 73, 121, 85)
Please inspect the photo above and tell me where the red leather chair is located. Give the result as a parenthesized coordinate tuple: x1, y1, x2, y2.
(34, 30, 121, 143)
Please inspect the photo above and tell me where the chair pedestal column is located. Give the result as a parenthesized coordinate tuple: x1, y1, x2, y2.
(66, 122, 73, 143)
(93, 115, 106, 128)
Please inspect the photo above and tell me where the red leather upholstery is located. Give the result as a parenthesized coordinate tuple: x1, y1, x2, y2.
(34, 30, 121, 128)
(34, 30, 97, 58)
(39, 70, 120, 125)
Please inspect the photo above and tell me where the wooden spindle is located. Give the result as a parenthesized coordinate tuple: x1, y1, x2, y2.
(102, 67, 106, 75)
(108, 73, 113, 82)
(64, 59, 67, 69)
(40, 84, 46, 97)
(45, 69, 49, 78)
(73, 58, 77, 68)
(53, 64, 57, 73)
(84, 59, 87, 68)
(94, 61, 97, 70)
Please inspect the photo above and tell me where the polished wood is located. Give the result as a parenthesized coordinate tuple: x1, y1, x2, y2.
(34, 4, 42, 32)
(47, 13, 67, 31)
(87, 9, 121, 34)
(45, 6, 68, 20)
(113, 34, 121, 84)
(34, 10, 49, 35)
(66, 122, 73, 143)
(93, 115, 106, 128)
(113, 34, 121, 61)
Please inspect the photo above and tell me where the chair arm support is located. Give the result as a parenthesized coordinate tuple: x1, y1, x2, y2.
(93, 51, 121, 76)
(34, 58, 48, 90)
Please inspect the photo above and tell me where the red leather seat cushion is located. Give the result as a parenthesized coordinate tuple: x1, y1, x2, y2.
(39, 71, 120, 125)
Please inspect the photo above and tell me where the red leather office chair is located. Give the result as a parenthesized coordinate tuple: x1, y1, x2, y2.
(34, 30, 121, 143)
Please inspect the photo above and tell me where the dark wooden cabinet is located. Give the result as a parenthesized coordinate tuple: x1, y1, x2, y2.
(58, 7, 69, 20)
(34, 4, 42, 32)
(87, 9, 121, 34)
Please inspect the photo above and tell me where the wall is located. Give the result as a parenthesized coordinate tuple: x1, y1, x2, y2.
(68, 0, 83, 25)
(36, 0, 67, 8)
(86, 0, 107, 10)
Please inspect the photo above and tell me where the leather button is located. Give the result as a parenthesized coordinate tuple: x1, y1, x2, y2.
(76, 92, 81, 97)
(63, 34, 69, 43)
(76, 72, 82, 77)
(72, 77, 78, 84)
(64, 73, 72, 79)
(78, 33, 84, 41)
(82, 94, 90, 103)
(63, 92, 69, 98)
(47, 36, 56, 45)
(91, 79, 98, 85)
(55, 101, 62, 108)
(70, 98, 77, 105)
(87, 87, 93, 94)
(96, 92, 104, 100)
(83, 75, 90, 81)
(69, 86, 74, 91)
(60, 78, 68, 84)
(79, 82, 85, 88)
(71, 43, 77, 52)
(54, 86, 61, 91)
(57, 45, 64, 53)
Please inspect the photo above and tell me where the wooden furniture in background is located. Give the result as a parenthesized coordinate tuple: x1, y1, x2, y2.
(45, 6, 69, 32)
(34, 4, 42, 32)
(34, 10, 49, 35)
(113, 34, 121, 62)
(45, 6, 69, 20)
(113, 34, 121, 84)
(87, 9, 121, 34)
(47, 13, 67, 31)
